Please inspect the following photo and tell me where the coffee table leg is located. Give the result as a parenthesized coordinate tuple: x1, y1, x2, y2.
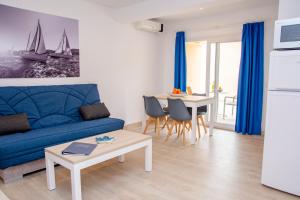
(118, 155, 125, 162)
(71, 166, 82, 200)
(45, 153, 56, 190)
(145, 141, 152, 172)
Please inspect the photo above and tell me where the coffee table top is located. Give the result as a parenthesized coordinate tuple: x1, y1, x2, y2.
(45, 130, 152, 164)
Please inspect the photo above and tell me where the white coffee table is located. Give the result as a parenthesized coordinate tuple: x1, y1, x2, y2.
(45, 130, 152, 200)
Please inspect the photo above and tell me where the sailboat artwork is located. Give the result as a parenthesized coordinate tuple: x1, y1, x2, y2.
(22, 20, 48, 62)
(0, 4, 79, 78)
(50, 30, 73, 59)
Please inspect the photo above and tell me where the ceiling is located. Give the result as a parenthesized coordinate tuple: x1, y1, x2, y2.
(85, 0, 278, 23)
(88, 0, 147, 8)
(157, 0, 277, 22)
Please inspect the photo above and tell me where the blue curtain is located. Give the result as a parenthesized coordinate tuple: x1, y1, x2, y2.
(174, 31, 187, 92)
(235, 22, 264, 135)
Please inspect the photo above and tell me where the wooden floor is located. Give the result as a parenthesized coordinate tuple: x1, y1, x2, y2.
(0, 125, 299, 200)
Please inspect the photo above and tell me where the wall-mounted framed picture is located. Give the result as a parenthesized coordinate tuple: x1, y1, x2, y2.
(0, 4, 79, 78)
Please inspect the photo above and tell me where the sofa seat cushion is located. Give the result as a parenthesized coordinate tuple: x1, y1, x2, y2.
(0, 118, 124, 169)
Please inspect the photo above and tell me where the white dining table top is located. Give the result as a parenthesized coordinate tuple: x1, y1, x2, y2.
(156, 94, 215, 103)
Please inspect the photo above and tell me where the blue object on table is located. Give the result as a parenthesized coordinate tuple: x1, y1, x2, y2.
(96, 136, 115, 143)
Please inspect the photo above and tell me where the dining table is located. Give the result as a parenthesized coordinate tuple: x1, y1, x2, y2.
(151, 94, 216, 144)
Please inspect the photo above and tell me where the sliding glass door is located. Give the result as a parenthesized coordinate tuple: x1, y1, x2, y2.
(212, 42, 241, 129)
(186, 40, 241, 130)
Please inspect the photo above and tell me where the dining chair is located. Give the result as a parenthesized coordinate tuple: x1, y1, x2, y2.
(223, 95, 237, 119)
(185, 86, 208, 136)
(165, 98, 192, 145)
(143, 96, 169, 137)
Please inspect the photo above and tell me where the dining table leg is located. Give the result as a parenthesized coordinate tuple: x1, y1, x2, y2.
(191, 104, 197, 144)
(209, 101, 215, 136)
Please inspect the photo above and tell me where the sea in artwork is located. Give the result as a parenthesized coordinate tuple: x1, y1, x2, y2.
(0, 52, 79, 78)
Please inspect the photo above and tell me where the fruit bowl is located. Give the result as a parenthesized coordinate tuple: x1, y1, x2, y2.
(169, 93, 187, 97)
(171, 88, 186, 97)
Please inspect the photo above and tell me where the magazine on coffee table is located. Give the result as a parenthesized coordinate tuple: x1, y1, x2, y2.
(62, 142, 97, 156)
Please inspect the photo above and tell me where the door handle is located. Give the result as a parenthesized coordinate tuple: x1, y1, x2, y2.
(273, 88, 300, 92)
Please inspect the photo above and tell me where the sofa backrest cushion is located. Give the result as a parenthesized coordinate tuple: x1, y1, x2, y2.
(80, 103, 110, 120)
(0, 113, 31, 135)
(0, 84, 100, 129)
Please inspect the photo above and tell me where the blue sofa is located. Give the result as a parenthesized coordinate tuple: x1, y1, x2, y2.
(0, 84, 124, 182)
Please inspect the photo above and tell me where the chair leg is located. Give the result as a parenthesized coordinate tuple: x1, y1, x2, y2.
(165, 120, 175, 142)
(162, 116, 168, 130)
(182, 122, 186, 145)
(188, 121, 192, 132)
(165, 116, 170, 130)
(177, 123, 182, 139)
(143, 118, 152, 134)
(185, 122, 191, 131)
(199, 115, 207, 134)
(156, 117, 160, 137)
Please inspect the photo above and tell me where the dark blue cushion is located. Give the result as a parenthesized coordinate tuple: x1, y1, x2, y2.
(0, 118, 124, 169)
(0, 84, 100, 129)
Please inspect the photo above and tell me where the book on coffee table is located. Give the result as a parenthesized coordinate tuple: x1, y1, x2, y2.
(62, 142, 97, 156)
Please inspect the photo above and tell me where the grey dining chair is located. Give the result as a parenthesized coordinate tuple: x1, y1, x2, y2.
(143, 96, 169, 137)
(187, 93, 208, 135)
(165, 98, 192, 144)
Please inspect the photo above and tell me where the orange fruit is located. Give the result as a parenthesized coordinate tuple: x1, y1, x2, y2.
(172, 88, 177, 94)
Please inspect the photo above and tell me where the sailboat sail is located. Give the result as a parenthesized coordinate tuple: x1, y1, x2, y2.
(55, 30, 72, 56)
(55, 33, 64, 54)
(29, 26, 38, 52)
(28, 20, 46, 54)
(26, 32, 31, 51)
(64, 33, 72, 56)
(36, 21, 46, 54)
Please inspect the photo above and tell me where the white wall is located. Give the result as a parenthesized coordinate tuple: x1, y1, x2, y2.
(0, 0, 164, 124)
(278, 0, 300, 19)
(160, 3, 278, 131)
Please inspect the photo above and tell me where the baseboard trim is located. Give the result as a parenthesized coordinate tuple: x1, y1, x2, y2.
(124, 121, 142, 130)
(0, 189, 10, 200)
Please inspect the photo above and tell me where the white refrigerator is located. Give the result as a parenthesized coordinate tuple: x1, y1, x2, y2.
(262, 50, 300, 196)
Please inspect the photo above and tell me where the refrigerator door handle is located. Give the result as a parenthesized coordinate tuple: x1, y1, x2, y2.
(270, 88, 300, 92)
